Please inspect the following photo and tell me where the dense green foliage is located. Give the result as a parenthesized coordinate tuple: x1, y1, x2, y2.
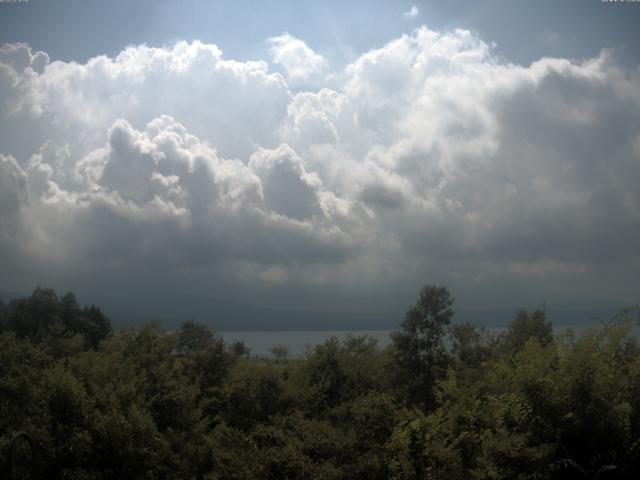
(1, 286, 639, 479)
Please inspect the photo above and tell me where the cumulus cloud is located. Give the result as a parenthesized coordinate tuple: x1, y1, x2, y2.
(267, 33, 328, 84)
(1, 27, 639, 323)
(19, 40, 290, 160)
(17, 114, 358, 271)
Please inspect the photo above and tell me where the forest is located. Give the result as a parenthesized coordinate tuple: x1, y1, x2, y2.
(1, 285, 639, 479)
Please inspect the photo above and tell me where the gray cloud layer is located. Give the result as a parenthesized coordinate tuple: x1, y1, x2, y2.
(1, 28, 638, 325)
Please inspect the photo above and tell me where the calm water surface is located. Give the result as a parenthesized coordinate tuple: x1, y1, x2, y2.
(220, 323, 627, 358)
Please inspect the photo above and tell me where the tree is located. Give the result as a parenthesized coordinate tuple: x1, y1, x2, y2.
(0, 288, 111, 349)
(213, 362, 287, 431)
(80, 304, 112, 348)
(450, 322, 492, 368)
(60, 292, 79, 327)
(501, 307, 552, 353)
(230, 340, 250, 358)
(3, 287, 60, 340)
(390, 285, 454, 410)
(175, 321, 233, 396)
(177, 320, 214, 353)
(269, 344, 290, 364)
(302, 336, 386, 415)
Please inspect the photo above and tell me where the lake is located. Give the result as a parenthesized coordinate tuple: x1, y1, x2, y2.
(219, 322, 632, 358)
(220, 330, 394, 357)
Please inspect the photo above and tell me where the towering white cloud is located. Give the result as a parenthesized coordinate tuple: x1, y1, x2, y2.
(267, 33, 328, 84)
(1, 26, 639, 319)
(23, 40, 290, 160)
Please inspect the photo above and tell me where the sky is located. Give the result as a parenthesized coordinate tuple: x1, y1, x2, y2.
(1, 0, 639, 329)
